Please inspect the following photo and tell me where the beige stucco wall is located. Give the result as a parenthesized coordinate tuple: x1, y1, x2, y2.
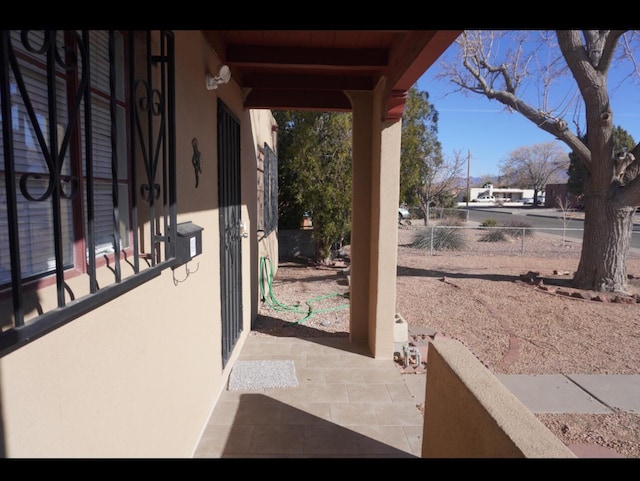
(0, 30, 261, 458)
(247, 110, 279, 318)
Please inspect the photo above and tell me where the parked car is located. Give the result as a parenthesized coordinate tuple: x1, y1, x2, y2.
(398, 206, 411, 220)
(473, 194, 495, 202)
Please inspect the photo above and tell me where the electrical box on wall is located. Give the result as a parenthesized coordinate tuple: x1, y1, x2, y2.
(172, 221, 203, 268)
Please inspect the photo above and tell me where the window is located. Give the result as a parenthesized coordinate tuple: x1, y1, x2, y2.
(0, 31, 130, 287)
(0, 30, 177, 357)
(262, 143, 278, 236)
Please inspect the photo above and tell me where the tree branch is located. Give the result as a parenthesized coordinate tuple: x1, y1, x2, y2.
(597, 30, 626, 72)
(619, 172, 640, 206)
(583, 30, 608, 68)
(556, 31, 596, 92)
(491, 90, 591, 163)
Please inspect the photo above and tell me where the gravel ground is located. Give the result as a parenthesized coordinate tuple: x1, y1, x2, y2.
(255, 224, 640, 458)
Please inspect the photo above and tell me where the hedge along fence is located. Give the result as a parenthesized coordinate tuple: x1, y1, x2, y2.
(410, 207, 470, 223)
(401, 224, 640, 259)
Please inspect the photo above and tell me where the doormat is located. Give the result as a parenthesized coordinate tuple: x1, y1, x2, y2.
(228, 360, 298, 391)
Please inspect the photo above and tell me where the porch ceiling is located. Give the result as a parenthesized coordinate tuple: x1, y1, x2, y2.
(201, 30, 461, 121)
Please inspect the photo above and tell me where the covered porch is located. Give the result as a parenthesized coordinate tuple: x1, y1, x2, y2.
(204, 30, 462, 359)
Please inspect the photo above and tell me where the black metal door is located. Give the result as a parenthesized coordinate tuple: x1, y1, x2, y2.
(217, 99, 243, 367)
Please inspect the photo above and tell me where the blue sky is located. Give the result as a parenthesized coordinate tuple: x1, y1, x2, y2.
(416, 33, 640, 179)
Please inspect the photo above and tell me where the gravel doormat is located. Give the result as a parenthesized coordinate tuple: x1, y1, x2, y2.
(228, 360, 298, 391)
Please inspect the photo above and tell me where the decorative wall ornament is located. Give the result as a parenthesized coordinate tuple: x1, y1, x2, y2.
(191, 138, 202, 188)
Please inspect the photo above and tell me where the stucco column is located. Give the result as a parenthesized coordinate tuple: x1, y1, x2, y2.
(347, 90, 375, 347)
(346, 83, 401, 359)
(373, 119, 401, 359)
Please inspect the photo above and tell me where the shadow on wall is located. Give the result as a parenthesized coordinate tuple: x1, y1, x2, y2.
(278, 229, 316, 259)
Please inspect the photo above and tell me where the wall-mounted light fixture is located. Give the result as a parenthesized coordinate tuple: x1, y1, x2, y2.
(205, 65, 231, 90)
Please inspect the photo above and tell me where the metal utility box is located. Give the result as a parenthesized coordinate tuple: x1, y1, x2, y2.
(172, 221, 203, 266)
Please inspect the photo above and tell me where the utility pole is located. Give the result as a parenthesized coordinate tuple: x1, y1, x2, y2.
(466, 150, 470, 207)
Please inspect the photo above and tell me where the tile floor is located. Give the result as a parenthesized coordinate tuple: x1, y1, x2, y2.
(193, 334, 426, 458)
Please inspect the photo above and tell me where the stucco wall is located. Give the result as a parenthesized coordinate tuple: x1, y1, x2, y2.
(422, 336, 576, 458)
(0, 30, 261, 458)
(248, 109, 279, 319)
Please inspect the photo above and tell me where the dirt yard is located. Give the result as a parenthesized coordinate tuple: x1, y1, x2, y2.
(254, 225, 640, 458)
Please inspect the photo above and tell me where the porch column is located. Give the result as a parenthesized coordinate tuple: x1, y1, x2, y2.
(374, 119, 402, 359)
(346, 83, 401, 359)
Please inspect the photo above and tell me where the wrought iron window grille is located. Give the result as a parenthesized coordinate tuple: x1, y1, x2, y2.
(0, 30, 178, 357)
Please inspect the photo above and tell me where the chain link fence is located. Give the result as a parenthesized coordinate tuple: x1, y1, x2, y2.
(398, 224, 640, 260)
(407, 207, 470, 224)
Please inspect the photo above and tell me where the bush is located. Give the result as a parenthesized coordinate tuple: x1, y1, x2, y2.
(438, 216, 464, 226)
(479, 230, 508, 242)
(500, 220, 534, 239)
(411, 227, 467, 251)
(480, 218, 498, 227)
(429, 207, 469, 223)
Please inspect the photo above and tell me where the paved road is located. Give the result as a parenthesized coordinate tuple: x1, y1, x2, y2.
(463, 205, 640, 250)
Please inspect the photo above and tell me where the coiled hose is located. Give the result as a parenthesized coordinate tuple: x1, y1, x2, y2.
(259, 256, 350, 324)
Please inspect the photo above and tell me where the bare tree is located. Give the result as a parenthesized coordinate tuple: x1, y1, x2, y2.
(478, 175, 498, 187)
(418, 149, 465, 225)
(499, 141, 570, 205)
(437, 30, 640, 293)
(555, 194, 576, 246)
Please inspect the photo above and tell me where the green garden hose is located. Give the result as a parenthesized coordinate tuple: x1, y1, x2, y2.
(259, 256, 350, 324)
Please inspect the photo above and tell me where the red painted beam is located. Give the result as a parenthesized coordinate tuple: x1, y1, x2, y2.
(227, 45, 388, 70)
(242, 73, 375, 91)
(245, 89, 352, 111)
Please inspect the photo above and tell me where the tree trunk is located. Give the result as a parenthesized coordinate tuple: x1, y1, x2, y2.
(573, 193, 635, 293)
(419, 199, 430, 226)
(315, 238, 332, 265)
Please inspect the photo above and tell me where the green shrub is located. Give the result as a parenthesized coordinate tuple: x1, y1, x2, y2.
(411, 227, 467, 251)
(479, 230, 508, 242)
(480, 218, 498, 227)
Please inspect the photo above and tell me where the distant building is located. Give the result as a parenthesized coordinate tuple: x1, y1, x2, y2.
(545, 184, 581, 208)
(457, 183, 542, 203)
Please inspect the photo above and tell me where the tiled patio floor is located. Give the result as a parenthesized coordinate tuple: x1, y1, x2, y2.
(193, 334, 426, 458)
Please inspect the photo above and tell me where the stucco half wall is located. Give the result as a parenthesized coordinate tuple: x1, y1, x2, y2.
(422, 336, 576, 458)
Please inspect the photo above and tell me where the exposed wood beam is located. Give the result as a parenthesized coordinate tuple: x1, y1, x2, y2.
(386, 90, 409, 120)
(226, 45, 388, 70)
(382, 30, 462, 120)
(387, 30, 461, 91)
(245, 89, 352, 111)
(242, 73, 375, 91)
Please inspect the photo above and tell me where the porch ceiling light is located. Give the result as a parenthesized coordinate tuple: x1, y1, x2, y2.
(206, 65, 231, 90)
